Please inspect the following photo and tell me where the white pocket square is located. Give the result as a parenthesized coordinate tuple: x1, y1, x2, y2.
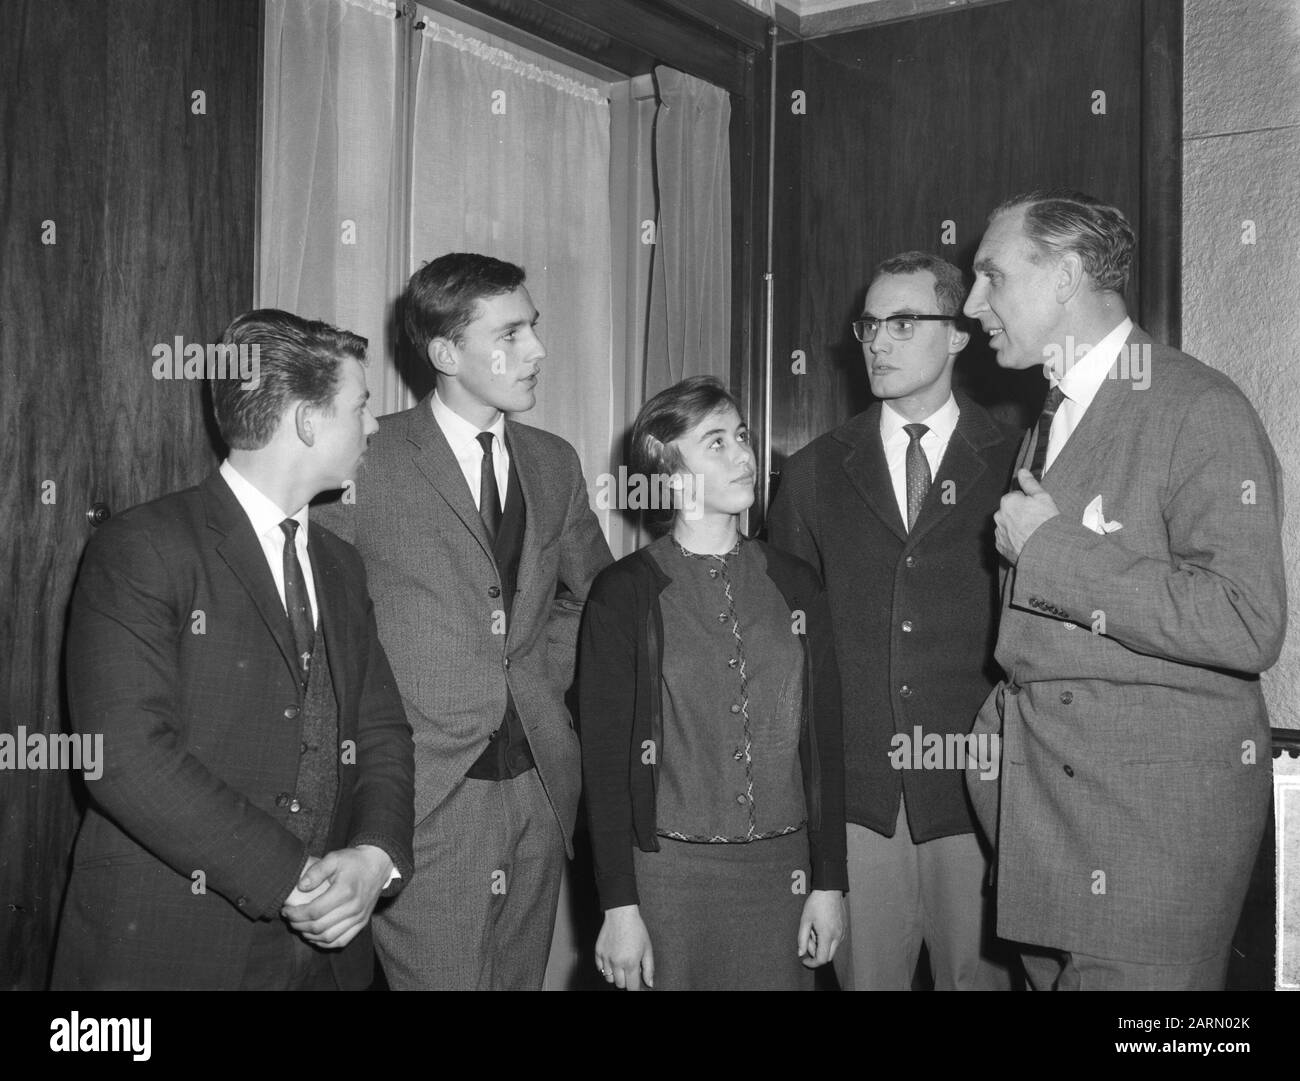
(1082, 495, 1122, 535)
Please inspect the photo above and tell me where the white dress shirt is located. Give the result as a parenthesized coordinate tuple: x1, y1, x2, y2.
(219, 459, 317, 626)
(430, 390, 509, 507)
(1042, 317, 1133, 472)
(880, 394, 960, 531)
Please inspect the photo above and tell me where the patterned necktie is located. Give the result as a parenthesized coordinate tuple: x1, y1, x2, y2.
(1029, 384, 1066, 480)
(279, 519, 314, 685)
(477, 431, 502, 542)
(903, 423, 931, 531)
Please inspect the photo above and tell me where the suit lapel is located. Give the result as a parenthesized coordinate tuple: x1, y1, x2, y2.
(837, 403, 907, 542)
(505, 421, 542, 603)
(906, 397, 995, 548)
(405, 396, 496, 562)
(308, 527, 350, 708)
(1042, 325, 1153, 487)
(203, 473, 300, 681)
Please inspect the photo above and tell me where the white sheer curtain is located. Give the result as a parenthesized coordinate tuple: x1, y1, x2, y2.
(259, 0, 409, 415)
(408, 14, 615, 542)
(644, 66, 732, 398)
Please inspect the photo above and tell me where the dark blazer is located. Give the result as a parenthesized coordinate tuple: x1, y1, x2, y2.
(52, 472, 415, 991)
(578, 539, 847, 910)
(967, 328, 1285, 964)
(315, 397, 613, 847)
(768, 393, 1020, 841)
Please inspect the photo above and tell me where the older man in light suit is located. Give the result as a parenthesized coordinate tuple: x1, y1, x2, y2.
(317, 253, 612, 989)
(964, 190, 1286, 990)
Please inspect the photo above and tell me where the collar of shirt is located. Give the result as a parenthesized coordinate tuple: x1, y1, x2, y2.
(1049, 316, 1133, 412)
(879, 393, 960, 449)
(218, 459, 317, 623)
(430, 390, 510, 508)
(219, 459, 309, 542)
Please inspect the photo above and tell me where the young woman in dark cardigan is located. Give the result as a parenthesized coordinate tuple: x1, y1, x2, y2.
(579, 376, 847, 991)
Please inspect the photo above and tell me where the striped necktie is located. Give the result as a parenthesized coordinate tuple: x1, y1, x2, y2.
(1029, 385, 1066, 480)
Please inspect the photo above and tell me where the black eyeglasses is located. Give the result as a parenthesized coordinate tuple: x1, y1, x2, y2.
(852, 314, 953, 343)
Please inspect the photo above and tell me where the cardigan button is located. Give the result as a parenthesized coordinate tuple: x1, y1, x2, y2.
(904, 555, 916, 567)
(488, 585, 501, 598)
(901, 620, 913, 633)
(284, 705, 299, 720)
(899, 684, 913, 699)
(288, 798, 301, 813)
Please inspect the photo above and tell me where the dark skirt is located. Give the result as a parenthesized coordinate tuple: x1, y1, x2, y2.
(633, 829, 814, 991)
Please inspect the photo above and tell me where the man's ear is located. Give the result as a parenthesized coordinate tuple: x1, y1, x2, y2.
(294, 401, 316, 447)
(1055, 251, 1086, 304)
(948, 323, 970, 357)
(428, 337, 457, 378)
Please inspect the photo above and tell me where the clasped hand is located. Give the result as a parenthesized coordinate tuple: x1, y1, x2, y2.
(281, 844, 393, 950)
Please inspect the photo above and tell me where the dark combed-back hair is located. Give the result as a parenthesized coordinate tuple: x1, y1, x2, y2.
(210, 309, 366, 451)
(993, 189, 1135, 294)
(402, 252, 527, 361)
(870, 251, 968, 318)
(629, 375, 746, 535)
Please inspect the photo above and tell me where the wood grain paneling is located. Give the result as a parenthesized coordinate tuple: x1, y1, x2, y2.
(0, 0, 258, 989)
(770, 0, 1150, 471)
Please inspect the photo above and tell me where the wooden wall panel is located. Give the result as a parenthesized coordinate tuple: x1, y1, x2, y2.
(771, 0, 1146, 471)
(0, 0, 259, 989)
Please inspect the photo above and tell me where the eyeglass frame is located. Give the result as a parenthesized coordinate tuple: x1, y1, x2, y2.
(852, 313, 955, 344)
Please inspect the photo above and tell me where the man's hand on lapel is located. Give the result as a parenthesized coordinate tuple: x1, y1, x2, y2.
(995, 469, 1060, 565)
(281, 844, 394, 949)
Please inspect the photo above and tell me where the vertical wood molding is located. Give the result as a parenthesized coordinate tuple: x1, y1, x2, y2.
(1140, 0, 1184, 347)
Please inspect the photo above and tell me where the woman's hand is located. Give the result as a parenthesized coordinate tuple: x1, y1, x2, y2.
(797, 889, 845, 968)
(595, 905, 655, 990)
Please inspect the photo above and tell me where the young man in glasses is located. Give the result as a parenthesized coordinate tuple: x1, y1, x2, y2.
(768, 251, 1019, 990)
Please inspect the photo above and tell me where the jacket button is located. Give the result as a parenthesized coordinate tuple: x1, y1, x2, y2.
(734, 749, 744, 761)
(1063, 764, 1074, 777)
(901, 620, 913, 633)
(284, 705, 299, 720)
(730, 704, 741, 714)
(236, 896, 248, 908)
(488, 585, 501, 598)
(709, 568, 719, 579)
(728, 657, 738, 668)
(1063, 621, 1076, 630)
(275, 792, 290, 807)
(717, 613, 727, 623)
(289, 799, 301, 813)
(300, 741, 309, 754)
(503, 657, 511, 670)
(1060, 691, 1073, 704)
(904, 555, 916, 567)
(899, 685, 913, 699)
(735, 794, 747, 805)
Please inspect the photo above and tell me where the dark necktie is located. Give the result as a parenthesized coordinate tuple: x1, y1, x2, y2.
(903, 423, 931, 531)
(477, 431, 502, 542)
(279, 519, 314, 685)
(1029, 384, 1066, 480)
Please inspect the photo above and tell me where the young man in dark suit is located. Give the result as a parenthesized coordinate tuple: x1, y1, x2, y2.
(317, 253, 612, 989)
(768, 252, 1018, 990)
(54, 309, 415, 990)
